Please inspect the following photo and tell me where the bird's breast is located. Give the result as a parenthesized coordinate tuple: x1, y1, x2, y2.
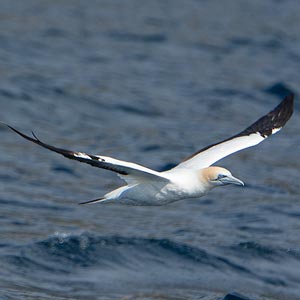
(162, 169, 210, 198)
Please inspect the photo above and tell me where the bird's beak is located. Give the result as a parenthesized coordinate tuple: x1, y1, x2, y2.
(220, 175, 244, 186)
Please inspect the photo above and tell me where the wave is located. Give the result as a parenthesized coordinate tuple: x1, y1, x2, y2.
(2, 232, 300, 300)
(2, 232, 295, 280)
(1, 233, 255, 275)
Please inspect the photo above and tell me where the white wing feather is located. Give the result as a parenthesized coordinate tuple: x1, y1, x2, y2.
(174, 94, 294, 170)
(177, 133, 264, 169)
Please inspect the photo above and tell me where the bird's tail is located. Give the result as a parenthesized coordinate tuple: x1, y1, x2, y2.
(79, 185, 131, 205)
(79, 197, 107, 205)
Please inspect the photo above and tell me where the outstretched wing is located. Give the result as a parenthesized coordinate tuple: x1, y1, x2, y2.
(175, 94, 294, 170)
(2, 123, 169, 184)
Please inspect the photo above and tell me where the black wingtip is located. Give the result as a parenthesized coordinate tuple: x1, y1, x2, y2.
(240, 93, 294, 138)
(31, 131, 41, 141)
(280, 93, 294, 109)
(79, 197, 105, 205)
(1, 122, 39, 143)
(282, 93, 294, 118)
(271, 93, 294, 126)
(1, 122, 16, 132)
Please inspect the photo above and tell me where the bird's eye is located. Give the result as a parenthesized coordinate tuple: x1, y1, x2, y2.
(217, 174, 227, 180)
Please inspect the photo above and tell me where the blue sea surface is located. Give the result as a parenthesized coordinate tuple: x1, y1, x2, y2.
(0, 1, 299, 299)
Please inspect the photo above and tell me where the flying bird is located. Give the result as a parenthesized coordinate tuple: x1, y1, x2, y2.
(2, 95, 294, 206)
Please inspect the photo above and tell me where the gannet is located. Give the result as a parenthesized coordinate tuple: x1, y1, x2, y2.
(2, 94, 294, 206)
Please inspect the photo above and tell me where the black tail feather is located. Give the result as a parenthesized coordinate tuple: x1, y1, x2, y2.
(79, 197, 105, 205)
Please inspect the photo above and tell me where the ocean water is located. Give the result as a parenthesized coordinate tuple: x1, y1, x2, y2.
(0, 1, 299, 299)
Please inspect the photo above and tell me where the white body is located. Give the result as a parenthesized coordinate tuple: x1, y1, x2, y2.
(104, 169, 211, 206)
(98, 167, 237, 206)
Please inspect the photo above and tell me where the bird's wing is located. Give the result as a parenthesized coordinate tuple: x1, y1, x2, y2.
(3, 123, 169, 184)
(175, 94, 294, 170)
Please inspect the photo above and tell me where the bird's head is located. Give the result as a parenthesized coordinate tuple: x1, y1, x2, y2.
(202, 166, 244, 188)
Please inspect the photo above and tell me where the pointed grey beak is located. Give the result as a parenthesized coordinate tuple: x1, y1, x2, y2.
(220, 175, 244, 186)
